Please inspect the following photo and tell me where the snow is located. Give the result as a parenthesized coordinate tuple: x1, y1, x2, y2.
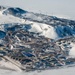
(0, 11, 25, 24)
(25, 20, 58, 39)
(0, 15, 25, 24)
(1, 8, 75, 39)
(39, 24, 58, 39)
(0, 59, 22, 72)
(22, 12, 43, 21)
(69, 43, 75, 58)
(1, 6, 75, 75)
(0, 10, 58, 39)
(0, 11, 2, 15)
(0, 66, 75, 75)
(0, 11, 58, 39)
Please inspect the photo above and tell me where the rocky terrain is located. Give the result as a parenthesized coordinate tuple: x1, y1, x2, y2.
(0, 5, 75, 71)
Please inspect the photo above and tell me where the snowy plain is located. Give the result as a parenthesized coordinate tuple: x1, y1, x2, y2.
(0, 66, 75, 75)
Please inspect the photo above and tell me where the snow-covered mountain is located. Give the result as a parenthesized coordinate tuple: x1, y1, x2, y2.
(0, 5, 75, 40)
(0, 5, 75, 74)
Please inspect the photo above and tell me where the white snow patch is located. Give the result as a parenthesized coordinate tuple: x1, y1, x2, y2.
(0, 14, 25, 24)
(0, 11, 2, 15)
(0, 66, 75, 75)
(0, 59, 22, 72)
(28, 21, 58, 39)
(39, 24, 58, 39)
(69, 43, 75, 58)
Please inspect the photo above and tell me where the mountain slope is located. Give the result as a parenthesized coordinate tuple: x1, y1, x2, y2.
(1, 5, 75, 39)
(0, 6, 75, 72)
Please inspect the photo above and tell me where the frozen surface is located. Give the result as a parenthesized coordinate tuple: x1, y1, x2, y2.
(0, 66, 75, 75)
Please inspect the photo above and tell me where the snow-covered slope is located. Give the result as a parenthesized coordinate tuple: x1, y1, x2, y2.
(1, 65, 75, 75)
(0, 6, 75, 39)
(69, 43, 75, 58)
(0, 5, 75, 75)
(0, 10, 25, 24)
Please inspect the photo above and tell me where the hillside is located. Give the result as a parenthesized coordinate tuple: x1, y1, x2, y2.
(0, 5, 75, 72)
